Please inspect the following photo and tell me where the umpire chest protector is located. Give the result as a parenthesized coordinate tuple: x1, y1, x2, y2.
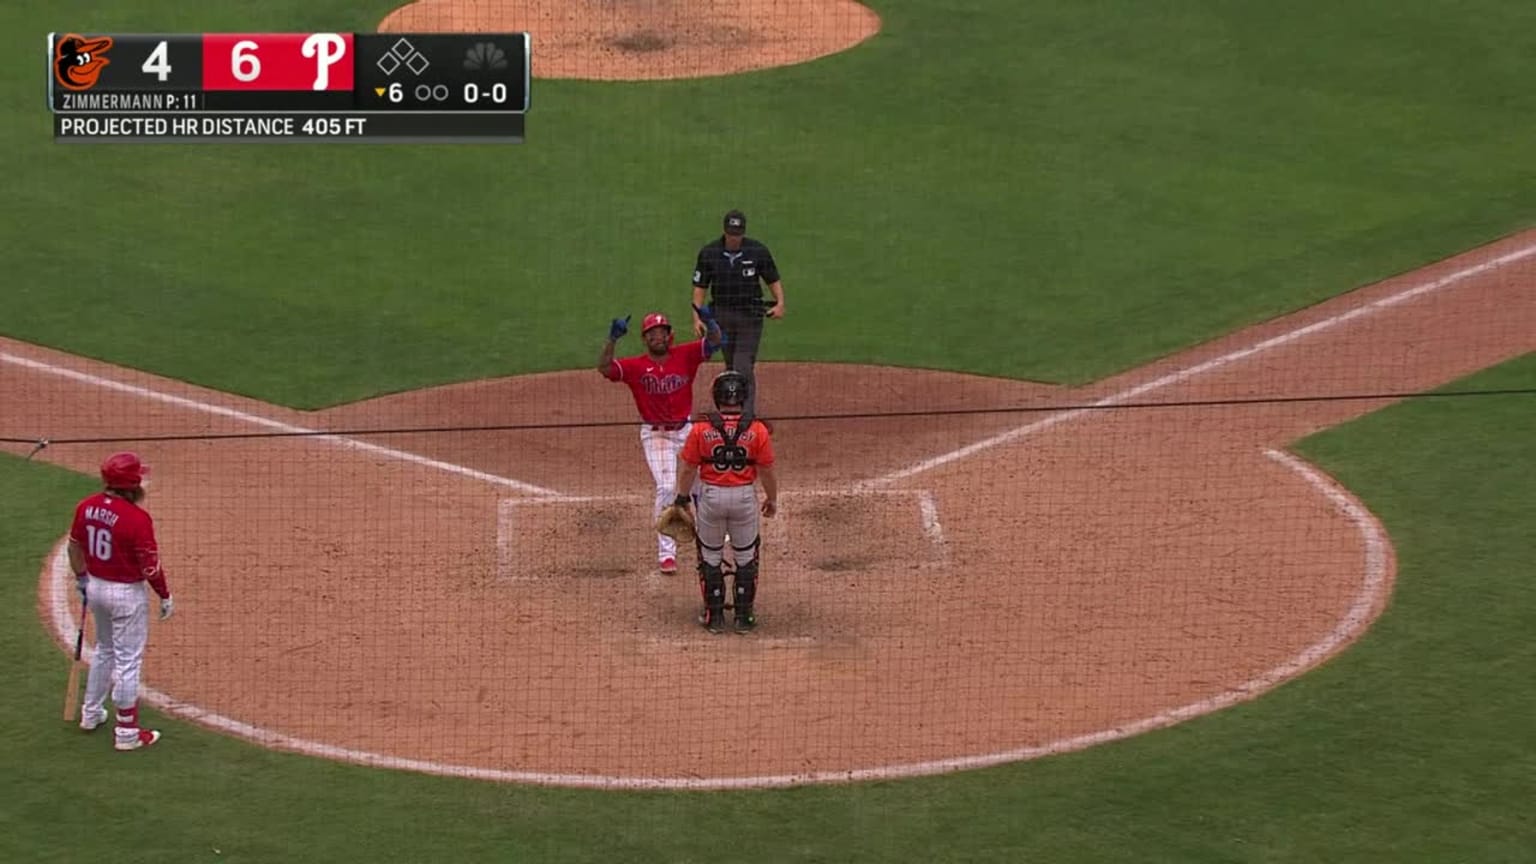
(696, 237, 777, 308)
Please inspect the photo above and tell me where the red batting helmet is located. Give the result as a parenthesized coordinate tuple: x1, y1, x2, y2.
(100, 451, 147, 489)
(641, 312, 674, 346)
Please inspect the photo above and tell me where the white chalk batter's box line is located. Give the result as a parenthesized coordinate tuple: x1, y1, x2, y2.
(496, 488, 948, 579)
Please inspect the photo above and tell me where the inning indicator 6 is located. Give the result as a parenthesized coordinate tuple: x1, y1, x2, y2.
(462, 82, 509, 105)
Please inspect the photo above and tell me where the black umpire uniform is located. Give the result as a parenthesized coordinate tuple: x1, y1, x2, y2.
(691, 210, 783, 416)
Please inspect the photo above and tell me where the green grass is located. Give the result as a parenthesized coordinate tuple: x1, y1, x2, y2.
(4, 0, 1534, 858)
(3, 356, 1531, 863)
(3, 1, 1535, 405)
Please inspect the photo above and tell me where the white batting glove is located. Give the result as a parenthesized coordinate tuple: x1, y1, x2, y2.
(159, 596, 175, 620)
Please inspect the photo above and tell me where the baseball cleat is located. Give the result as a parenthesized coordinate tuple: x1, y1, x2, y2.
(114, 729, 161, 751)
(80, 707, 109, 732)
(733, 608, 757, 634)
(699, 607, 727, 634)
(659, 557, 678, 575)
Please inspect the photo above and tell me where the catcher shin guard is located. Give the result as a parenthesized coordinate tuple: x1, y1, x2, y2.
(732, 558, 758, 621)
(699, 561, 728, 633)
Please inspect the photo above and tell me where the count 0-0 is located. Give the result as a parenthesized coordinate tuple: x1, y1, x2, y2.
(463, 82, 510, 104)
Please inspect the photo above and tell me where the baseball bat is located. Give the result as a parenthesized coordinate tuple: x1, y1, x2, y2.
(61, 595, 86, 722)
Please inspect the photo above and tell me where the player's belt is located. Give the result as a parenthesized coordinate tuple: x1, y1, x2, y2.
(649, 422, 687, 431)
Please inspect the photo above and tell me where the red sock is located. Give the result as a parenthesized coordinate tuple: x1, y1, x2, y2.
(116, 704, 138, 730)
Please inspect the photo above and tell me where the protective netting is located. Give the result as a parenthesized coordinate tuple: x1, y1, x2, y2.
(5, 233, 1533, 786)
(10, 0, 1536, 787)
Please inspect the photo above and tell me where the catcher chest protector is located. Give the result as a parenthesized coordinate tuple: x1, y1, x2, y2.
(704, 411, 755, 472)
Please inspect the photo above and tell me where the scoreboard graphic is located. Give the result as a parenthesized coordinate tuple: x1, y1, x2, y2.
(48, 31, 530, 143)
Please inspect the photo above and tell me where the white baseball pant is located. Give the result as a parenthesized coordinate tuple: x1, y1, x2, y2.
(694, 484, 760, 567)
(81, 576, 151, 744)
(640, 425, 691, 562)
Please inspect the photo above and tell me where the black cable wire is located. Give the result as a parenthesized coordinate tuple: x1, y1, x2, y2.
(3, 387, 1531, 448)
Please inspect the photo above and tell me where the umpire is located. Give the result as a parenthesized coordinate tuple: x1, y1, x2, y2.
(690, 209, 784, 416)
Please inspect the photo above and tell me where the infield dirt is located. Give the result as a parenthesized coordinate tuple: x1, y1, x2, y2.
(11, 231, 1534, 784)
(380, 0, 882, 80)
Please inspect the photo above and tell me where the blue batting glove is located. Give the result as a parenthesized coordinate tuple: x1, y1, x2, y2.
(706, 331, 729, 359)
(608, 314, 631, 341)
(692, 303, 716, 325)
(75, 573, 88, 602)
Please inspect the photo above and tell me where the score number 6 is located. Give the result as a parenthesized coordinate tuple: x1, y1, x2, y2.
(230, 35, 348, 90)
(231, 40, 262, 82)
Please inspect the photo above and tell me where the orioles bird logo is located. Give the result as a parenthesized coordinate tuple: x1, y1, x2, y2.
(54, 33, 114, 91)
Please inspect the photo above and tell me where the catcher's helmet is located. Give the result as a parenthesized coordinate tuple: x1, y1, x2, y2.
(100, 451, 147, 489)
(712, 370, 749, 409)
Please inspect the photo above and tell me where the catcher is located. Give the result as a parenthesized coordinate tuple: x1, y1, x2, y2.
(659, 370, 778, 633)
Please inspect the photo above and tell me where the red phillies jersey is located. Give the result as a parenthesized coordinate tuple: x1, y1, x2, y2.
(607, 340, 709, 425)
(69, 492, 170, 599)
(681, 414, 775, 487)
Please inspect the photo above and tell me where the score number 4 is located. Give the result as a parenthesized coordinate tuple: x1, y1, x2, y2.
(142, 40, 173, 81)
(137, 35, 349, 90)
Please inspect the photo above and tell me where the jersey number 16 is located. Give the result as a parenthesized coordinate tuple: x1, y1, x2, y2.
(85, 525, 114, 561)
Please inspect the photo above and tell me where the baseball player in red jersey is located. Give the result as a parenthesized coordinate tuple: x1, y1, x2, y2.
(599, 308, 722, 572)
(67, 452, 173, 751)
(674, 370, 778, 633)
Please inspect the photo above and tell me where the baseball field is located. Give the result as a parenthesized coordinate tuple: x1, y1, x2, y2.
(3, 0, 1535, 860)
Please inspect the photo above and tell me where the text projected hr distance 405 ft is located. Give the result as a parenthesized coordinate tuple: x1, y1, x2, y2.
(48, 31, 529, 143)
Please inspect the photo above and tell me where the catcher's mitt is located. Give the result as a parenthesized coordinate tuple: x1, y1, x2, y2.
(655, 500, 696, 543)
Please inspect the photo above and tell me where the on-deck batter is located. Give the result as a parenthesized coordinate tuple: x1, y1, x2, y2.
(68, 451, 174, 751)
(599, 309, 722, 573)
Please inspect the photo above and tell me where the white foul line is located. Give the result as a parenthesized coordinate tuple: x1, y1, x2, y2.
(496, 498, 517, 580)
(869, 241, 1536, 485)
(916, 490, 947, 551)
(43, 444, 1390, 788)
(0, 351, 564, 499)
(32, 234, 1482, 787)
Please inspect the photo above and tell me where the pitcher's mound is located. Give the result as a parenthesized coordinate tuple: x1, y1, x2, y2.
(380, 0, 881, 80)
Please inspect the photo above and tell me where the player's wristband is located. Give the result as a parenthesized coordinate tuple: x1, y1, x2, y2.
(674, 494, 690, 507)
